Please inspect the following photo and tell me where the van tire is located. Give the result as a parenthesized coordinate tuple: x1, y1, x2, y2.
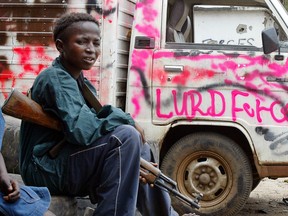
(161, 132, 252, 216)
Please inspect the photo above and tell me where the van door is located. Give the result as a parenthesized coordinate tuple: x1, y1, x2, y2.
(152, 1, 288, 164)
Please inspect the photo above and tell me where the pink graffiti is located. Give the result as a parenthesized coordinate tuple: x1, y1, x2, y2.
(131, 50, 150, 72)
(155, 50, 288, 79)
(135, 24, 160, 38)
(156, 89, 226, 119)
(153, 66, 215, 85)
(132, 50, 282, 117)
(153, 50, 288, 93)
(232, 90, 288, 123)
(153, 68, 167, 85)
(131, 95, 141, 118)
(130, 49, 153, 117)
(136, 0, 158, 21)
(156, 88, 288, 124)
(131, 43, 288, 118)
(134, 0, 159, 38)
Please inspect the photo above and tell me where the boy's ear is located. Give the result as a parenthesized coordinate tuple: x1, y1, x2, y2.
(55, 39, 64, 53)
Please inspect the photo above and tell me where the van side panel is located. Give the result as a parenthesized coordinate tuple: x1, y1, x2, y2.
(99, 0, 136, 108)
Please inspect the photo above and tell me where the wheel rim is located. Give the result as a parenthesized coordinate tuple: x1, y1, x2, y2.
(177, 151, 233, 208)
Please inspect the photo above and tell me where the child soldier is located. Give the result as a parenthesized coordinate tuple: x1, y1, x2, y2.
(19, 12, 196, 216)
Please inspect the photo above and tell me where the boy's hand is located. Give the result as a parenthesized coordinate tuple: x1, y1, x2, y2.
(1, 178, 20, 202)
(139, 162, 158, 187)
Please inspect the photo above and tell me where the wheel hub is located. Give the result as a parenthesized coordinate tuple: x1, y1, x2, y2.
(192, 165, 218, 192)
(199, 173, 211, 185)
(181, 155, 229, 202)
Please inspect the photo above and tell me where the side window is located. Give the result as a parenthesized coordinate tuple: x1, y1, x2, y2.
(165, 2, 285, 47)
(166, 0, 192, 43)
(193, 6, 275, 47)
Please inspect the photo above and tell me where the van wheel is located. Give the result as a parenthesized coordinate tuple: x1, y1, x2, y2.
(161, 132, 253, 216)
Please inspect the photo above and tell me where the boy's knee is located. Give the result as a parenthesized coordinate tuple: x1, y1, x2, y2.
(119, 124, 139, 136)
(115, 125, 141, 147)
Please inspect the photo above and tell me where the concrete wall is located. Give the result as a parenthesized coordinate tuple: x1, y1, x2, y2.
(2, 115, 21, 173)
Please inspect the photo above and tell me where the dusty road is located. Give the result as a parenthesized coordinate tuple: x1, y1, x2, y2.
(238, 178, 288, 216)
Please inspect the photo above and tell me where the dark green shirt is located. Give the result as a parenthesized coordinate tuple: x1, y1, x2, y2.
(20, 57, 135, 193)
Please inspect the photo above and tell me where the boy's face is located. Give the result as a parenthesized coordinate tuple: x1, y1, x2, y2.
(57, 21, 101, 77)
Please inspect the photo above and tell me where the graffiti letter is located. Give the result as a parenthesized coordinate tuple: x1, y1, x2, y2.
(255, 99, 270, 123)
(156, 88, 173, 118)
(207, 90, 226, 117)
(232, 90, 249, 121)
(188, 90, 205, 117)
(270, 101, 288, 123)
(172, 90, 188, 116)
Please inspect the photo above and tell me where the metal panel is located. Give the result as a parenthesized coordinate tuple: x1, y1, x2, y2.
(0, 1, 102, 103)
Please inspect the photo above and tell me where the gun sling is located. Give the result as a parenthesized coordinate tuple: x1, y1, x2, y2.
(49, 73, 103, 158)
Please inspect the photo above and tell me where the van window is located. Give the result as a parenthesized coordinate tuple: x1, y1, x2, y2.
(165, 2, 287, 47)
(166, 0, 192, 43)
(193, 6, 274, 47)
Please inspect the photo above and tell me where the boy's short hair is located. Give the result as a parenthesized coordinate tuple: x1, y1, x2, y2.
(53, 12, 99, 42)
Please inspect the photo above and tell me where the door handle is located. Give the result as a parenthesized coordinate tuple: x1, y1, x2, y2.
(164, 65, 183, 72)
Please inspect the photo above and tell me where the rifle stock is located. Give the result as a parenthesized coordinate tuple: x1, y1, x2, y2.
(2, 89, 61, 131)
(2, 89, 201, 210)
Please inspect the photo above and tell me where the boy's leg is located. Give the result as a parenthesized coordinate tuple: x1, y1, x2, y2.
(66, 125, 141, 216)
(137, 143, 179, 216)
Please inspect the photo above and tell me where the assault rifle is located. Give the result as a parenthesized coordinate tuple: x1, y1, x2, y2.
(2, 88, 202, 209)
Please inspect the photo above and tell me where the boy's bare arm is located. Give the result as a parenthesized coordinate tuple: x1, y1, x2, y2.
(0, 153, 20, 202)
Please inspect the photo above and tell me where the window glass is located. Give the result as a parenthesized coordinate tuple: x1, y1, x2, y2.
(166, 1, 192, 43)
(165, 2, 287, 47)
(193, 6, 274, 47)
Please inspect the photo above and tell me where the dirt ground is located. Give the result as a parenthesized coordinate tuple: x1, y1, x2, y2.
(238, 177, 288, 216)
